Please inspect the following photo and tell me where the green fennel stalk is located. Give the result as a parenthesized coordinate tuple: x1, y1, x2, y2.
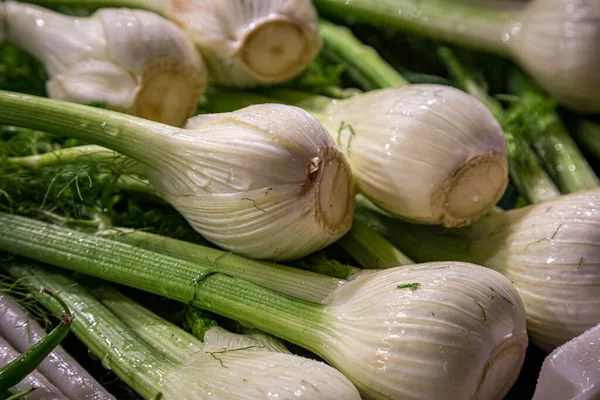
(574, 119, 600, 161)
(0, 213, 329, 354)
(317, 20, 408, 90)
(508, 71, 599, 193)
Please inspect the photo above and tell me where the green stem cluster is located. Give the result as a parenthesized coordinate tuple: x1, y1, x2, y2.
(508, 72, 599, 194)
(0, 213, 330, 356)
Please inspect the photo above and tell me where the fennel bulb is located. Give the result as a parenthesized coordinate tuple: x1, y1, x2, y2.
(0, 92, 355, 261)
(533, 323, 600, 400)
(294, 85, 509, 227)
(0, 214, 529, 400)
(356, 189, 600, 351)
(6, 262, 362, 400)
(3, 1, 207, 126)
(313, 0, 600, 114)
(164, 0, 321, 87)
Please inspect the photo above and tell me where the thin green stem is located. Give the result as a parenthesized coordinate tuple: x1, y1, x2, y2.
(574, 119, 600, 160)
(9, 145, 148, 176)
(438, 47, 559, 204)
(313, 0, 514, 55)
(318, 20, 408, 90)
(0, 213, 330, 355)
(0, 91, 177, 169)
(98, 228, 343, 303)
(509, 71, 599, 194)
(353, 202, 483, 265)
(2, 262, 169, 400)
(338, 219, 413, 269)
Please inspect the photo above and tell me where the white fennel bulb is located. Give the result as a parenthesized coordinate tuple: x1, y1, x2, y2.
(164, 0, 321, 87)
(356, 189, 600, 351)
(319, 262, 527, 399)
(313, 85, 508, 227)
(533, 322, 600, 400)
(507, 0, 600, 113)
(4, 1, 207, 126)
(0, 93, 355, 261)
(150, 104, 354, 260)
(157, 325, 361, 400)
(160, 342, 360, 400)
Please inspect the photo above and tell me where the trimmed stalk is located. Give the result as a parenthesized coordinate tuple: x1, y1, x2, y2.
(4, 1, 207, 127)
(318, 20, 408, 90)
(0, 212, 528, 399)
(509, 71, 599, 194)
(574, 119, 600, 161)
(0, 90, 355, 261)
(312, 0, 600, 114)
(98, 227, 344, 304)
(437, 47, 559, 204)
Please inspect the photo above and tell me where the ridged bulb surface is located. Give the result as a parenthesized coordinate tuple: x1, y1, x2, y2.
(5, 2, 207, 126)
(320, 262, 527, 400)
(159, 344, 361, 399)
(145, 104, 355, 261)
(319, 85, 508, 227)
(508, 0, 600, 113)
(166, 0, 321, 87)
(472, 189, 600, 351)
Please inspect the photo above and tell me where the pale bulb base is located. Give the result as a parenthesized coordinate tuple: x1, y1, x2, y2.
(312, 146, 355, 236)
(134, 58, 206, 127)
(474, 332, 528, 400)
(239, 17, 319, 82)
(431, 152, 508, 228)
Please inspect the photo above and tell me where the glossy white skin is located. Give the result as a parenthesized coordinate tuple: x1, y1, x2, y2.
(143, 103, 354, 261)
(320, 262, 527, 400)
(160, 344, 361, 400)
(508, 0, 600, 113)
(533, 323, 600, 400)
(468, 189, 600, 351)
(318, 85, 507, 225)
(4, 2, 206, 116)
(166, 0, 320, 87)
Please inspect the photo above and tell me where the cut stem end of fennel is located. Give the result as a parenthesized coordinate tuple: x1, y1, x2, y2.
(432, 151, 508, 227)
(313, 146, 354, 235)
(240, 17, 312, 82)
(476, 332, 528, 400)
(133, 58, 207, 127)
